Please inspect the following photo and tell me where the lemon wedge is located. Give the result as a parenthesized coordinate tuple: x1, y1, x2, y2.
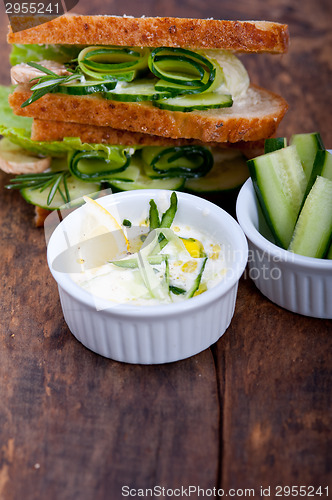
(82, 197, 128, 239)
(77, 196, 130, 267)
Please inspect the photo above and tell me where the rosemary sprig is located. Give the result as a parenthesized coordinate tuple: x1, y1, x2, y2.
(28, 61, 62, 77)
(6, 171, 71, 206)
(21, 62, 83, 108)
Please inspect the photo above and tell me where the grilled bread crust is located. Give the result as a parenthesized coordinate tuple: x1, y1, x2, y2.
(31, 118, 264, 155)
(34, 206, 51, 227)
(8, 15, 289, 54)
(31, 118, 203, 146)
(10, 84, 288, 144)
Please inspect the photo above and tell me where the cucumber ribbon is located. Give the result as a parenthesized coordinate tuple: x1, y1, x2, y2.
(143, 146, 214, 178)
(68, 145, 214, 182)
(77, 46, 150, 82)
(18, 47, 232, 111)
(77, 46, 218, 93)
(148, 47, 217, 95)
(69, 148, 130, 181)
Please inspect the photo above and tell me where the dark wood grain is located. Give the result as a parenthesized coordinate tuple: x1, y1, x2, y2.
(215, 278, 332, 492)
(0, 171, 220, 499)
(0, 1, 331, 499)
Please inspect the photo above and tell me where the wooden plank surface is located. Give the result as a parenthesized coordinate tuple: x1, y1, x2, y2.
(0, 178, 220, 499)
(0, 1, 331, 499)
(217, 280, 332, 492)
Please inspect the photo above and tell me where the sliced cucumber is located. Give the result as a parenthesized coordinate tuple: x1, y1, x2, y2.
(248, 145, 307, 248)
(57, 79, 117, 95)
(288, 176, 332, 258)
(153, 92, 233, 112)
(21, 176, 101, 210)
(320, 150, 332, 180)
(290, 132, 325, 181)
(103, 79, 171, 102)
(154, 79, 198, 95)
(109, 172, 185, 192)
(303, 149, 332, 202)
(327, 244, 332, 260)
(264, 137, 287, 154)
(310, 149, 332, 182)
(185, 150, 248, 193)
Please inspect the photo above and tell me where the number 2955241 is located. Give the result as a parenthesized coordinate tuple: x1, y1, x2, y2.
(5, 2, 60, 14)
(275, 485, 329, 497)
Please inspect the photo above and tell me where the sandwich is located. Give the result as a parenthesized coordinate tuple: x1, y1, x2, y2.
(0, 14, 289, 225)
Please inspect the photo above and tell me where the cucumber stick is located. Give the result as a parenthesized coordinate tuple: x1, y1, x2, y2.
(308, 149, 332, 182)
(320, 150, 332, 179)
(327, 244, 332, 260)
(288, 176, 332, 258)
(290, 132, 324, 181)
(248, 145, 307, 248)
(302, 149, 332, 202)
(264, 137, 287, 154)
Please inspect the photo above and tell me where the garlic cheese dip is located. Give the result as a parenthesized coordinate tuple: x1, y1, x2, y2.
(70, 193, 228, 306)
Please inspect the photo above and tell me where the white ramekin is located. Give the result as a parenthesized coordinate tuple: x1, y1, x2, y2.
(47, 189, 248, 364)
(236, 178, 332, 319)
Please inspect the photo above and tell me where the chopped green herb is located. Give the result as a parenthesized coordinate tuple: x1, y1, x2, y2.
(169, 285, 186, 295)
(6, 170, 71, 205)
(21, 62, 82, 108)
(122, 219, 132, 227)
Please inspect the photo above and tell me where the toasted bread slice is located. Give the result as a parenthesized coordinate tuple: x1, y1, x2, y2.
(10, 84, 288, 144)
(31, 118, 264, 155)
(31, 118, 201, 146)
(8, 15, 289, 54)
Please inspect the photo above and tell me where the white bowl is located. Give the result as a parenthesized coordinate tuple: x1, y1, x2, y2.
(47, 189, 248, 364)
(236, 178, 332, 318)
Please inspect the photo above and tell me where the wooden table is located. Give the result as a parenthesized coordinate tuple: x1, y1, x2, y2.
(0, 1, 331, 499)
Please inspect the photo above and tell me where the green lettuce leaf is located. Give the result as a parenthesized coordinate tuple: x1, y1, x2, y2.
(0, 84, 32, 133)
(0, 85, 133, 160)
(10, 44, 82, 66)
